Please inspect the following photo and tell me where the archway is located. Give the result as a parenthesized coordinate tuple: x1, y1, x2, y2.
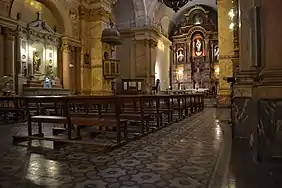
(7, 0, 77, 94)
(10, 0, 72, 37)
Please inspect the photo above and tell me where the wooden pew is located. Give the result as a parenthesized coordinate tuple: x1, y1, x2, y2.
(0, 96, 25, 123)
(13, 96, 128, 148)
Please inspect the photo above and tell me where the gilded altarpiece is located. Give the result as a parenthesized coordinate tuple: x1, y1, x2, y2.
(171, 5, 218, 92)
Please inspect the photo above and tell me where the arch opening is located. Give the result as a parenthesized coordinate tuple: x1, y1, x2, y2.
(10, 0, 72, 36)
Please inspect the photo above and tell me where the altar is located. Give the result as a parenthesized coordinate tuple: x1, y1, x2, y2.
(16, 12, 70, 96)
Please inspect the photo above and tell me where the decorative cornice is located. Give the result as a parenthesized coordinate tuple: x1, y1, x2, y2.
(219, 55, 233, 60)
(79, 6, 112, 22)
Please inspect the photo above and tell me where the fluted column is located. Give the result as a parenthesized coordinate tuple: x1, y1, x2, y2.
(217, 0, 234, 107)
(61, 37, 70, 89)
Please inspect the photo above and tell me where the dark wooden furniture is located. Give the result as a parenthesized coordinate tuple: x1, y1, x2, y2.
(121, 79, 145, 94)
(12, 93, 205, 149)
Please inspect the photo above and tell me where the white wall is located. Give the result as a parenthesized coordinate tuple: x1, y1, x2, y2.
(155, 36, 171, 90)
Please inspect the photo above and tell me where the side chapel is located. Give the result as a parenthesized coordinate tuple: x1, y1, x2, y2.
(171, 5, 219, 93)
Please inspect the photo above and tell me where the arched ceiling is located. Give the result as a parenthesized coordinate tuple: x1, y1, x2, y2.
(114, 0, 217, 34)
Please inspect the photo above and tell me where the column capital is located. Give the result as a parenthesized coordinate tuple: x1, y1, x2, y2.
(2, 27, 15, 40)
(61, 39, 70, 52)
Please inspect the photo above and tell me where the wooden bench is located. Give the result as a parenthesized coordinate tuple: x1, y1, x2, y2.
(0, 97, 25, 123)
(13, 96, 128, 147)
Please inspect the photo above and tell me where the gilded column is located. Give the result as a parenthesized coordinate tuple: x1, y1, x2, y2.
(217, 0, 234, 107)
(61, 37, 70, 89)
(88, 19, 103, 95)
(75, 47, 81, 94)
(87, 6, 112, 95)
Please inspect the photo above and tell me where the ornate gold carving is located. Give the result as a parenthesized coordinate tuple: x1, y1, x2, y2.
(61, 40, 70, 52)
(186, 26, 208, 39)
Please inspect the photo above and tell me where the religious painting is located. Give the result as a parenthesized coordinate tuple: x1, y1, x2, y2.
(193, 36, 204, 57)
(193, 13, 204, 25)
(173, 43, 186, 64)
(176, 48, 185, 63)
(214, 45, 219, 61)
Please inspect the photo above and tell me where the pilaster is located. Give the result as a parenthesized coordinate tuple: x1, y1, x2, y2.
(0, 27, 4, 78)
(3, 27, 15, 77)
(79, 1, 113, 95)
(61, 37, 71, 89)
(253, 0, 282, 99)
(217, 0, 234, 107)
(135, 38, 157, 92)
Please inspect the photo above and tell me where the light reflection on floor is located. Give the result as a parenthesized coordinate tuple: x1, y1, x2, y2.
(0, 108, 227, 188)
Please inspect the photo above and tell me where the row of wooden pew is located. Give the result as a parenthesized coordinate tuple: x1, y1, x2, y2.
(0, 94, 204, 149)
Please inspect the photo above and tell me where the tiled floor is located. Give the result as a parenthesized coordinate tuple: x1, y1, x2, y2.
(0, 108, 225, 188)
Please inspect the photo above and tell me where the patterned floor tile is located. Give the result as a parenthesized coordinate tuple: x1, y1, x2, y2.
(0, 108, 225, 188)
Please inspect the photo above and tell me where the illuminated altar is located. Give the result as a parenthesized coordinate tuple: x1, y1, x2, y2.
(20, 12, 59, 83)
(15, 11, 70, 96)
(171, 5, 219, 94)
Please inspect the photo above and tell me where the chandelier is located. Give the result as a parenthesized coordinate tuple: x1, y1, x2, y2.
(159, 0, 193, 12)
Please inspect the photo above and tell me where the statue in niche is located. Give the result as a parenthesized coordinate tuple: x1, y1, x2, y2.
(194, 38, 203, 56)
(46, 60, 54, 79)
(177, 48, 184, 63)
(33, 52, 41, 73)
(84, 53, 90, 64)
(214, 46, 219, 61)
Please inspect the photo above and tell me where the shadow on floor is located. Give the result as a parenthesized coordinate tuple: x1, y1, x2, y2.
(225, 139, 282, 188)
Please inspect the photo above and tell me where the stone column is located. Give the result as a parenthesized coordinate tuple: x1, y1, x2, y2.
(217, 0, 234, 107)
(88, 20, 103, 95)
(253, 0, 282, 98)
(232, 0, 256, 139)
(3, 27, 14, 77)
(0, 27, 4, 78)
(149, 39, 157, 86)
(233, 0, 257, 90)
(145, 39, 151, 90)
(75, 47, 81, 94)
(14, 28, 22, 94)
(61, 37, 70, 89)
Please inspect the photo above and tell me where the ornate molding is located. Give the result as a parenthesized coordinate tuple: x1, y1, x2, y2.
(219, 55, 233, 60)
(79, 6, 112, 22)
(186, 26, 208, 39)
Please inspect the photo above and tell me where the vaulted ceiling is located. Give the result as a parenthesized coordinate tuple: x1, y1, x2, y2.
(113, 0, 217, 34)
